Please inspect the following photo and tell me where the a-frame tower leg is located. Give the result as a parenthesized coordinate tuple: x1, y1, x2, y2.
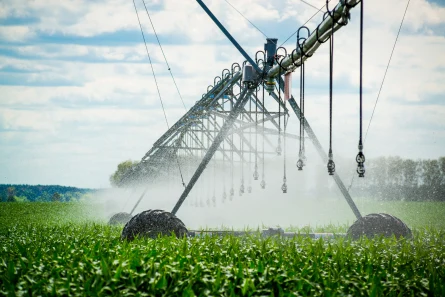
(171, 87, 253, 215)
(288, 97, 362, 220)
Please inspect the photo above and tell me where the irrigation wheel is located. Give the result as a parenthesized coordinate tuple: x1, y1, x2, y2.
(121, 209, 188, 241)
(108, 212, 133, 225)
(347, 213, 412, 240)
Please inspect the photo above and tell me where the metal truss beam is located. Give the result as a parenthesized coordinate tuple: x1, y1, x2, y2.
(171, 87, 253, 215)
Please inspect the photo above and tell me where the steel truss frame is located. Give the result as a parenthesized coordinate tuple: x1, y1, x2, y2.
(122, 0, 363, 220)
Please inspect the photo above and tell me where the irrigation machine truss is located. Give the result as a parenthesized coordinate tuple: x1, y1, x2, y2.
(111, 0, 412, 241)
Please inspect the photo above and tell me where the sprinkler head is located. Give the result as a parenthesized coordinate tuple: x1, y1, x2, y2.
(247, 186, 252, 193)
(327, 159, 335, 175)
(357, 163, 365, 177)
(253, 170, 259, 180)
(276, 145, 282, 156)
(222, 191, 227, 202)
(281, 183, 287, 193)
(297, 159, 304, 170)
(356, 151, 365, 163)
(240, 183, 245, 194)
(230, 188, 234, 196)
(356, 151, 366, 177)
(260, 179, 266, 189)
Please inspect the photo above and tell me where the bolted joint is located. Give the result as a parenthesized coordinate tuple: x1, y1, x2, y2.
(264, 77, 276, 93)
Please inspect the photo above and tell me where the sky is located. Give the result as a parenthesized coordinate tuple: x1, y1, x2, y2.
(0, 0, 444, 189)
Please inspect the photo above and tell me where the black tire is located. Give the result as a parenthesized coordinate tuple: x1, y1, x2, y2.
(347, 213, 412, 240)
(121, 209, 188, 241)
(108, 212, 133, 225)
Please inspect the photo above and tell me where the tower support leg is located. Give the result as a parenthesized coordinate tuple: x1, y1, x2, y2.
(288, 97, 362, 219)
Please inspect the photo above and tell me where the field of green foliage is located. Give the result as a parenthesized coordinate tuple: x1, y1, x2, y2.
(1, 202, 445, 296)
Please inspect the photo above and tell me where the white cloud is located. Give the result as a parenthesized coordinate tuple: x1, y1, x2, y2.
(0, 0, 444, 189)
(0, 26, 34, 42)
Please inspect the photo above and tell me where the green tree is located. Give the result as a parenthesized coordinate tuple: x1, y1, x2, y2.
(52, 192, 62, 202)
(422, 159, 442, 201)
(402, 159, 419, 201)
(110, 160, 139, 187)
(7, 187, 16, 202)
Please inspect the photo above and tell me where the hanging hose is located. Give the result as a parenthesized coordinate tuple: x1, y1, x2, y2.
(240, 109, 244, 196)
(222, 96, 227, 202)
(199, 120, 205, 207)
(277, 69, 282, 156)
(282, 105, 288, 193)
(230, 80, 235, 199)
(275, 49, 286, 157)
(248, 94, 252, 193)
(356, 0, 366, 177)
(206, 116, 211, 207)
(254, 84, 259, 181)
(295, 27, 311, 170)
(212, 115, 217, 206)
(327, 20, 336, 176)
(297, 53, 305, 171)
(260, 83, 266, 189)
(254, 52, 264, 182)
(302, 61, 306, 165)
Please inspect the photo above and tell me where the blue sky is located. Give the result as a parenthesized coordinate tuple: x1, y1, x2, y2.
(0, 0, 444, 188)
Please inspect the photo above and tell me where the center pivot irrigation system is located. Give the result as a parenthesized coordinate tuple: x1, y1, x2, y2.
(110, 0, 412, 240)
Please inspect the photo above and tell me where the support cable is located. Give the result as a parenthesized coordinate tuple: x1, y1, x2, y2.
(280, 0, 331, 47)
(223, 0, 269, 39)
(301, 0, 326, 13)
(348, 0, 410, 190)
(141, 0, 187, 110)
(365, 0, 410, 142)
(132, 0, 186, 187)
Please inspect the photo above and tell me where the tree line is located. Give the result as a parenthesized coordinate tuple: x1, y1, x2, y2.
(0, 184, 94, 202)
(350, 156, 445, 201)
